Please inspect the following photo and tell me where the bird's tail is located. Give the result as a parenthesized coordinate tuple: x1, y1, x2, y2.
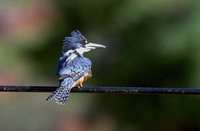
(46, 78, 74, 105)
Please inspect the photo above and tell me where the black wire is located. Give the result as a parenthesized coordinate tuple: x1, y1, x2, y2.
(0, 85, 200, 95)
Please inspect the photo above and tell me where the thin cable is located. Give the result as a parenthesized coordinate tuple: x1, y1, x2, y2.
(0, 85, 200, 95)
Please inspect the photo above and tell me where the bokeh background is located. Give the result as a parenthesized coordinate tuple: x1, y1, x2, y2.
(0, 0, 200, 131)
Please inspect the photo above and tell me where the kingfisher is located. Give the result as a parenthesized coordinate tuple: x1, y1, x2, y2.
(47, 30, 106, 105)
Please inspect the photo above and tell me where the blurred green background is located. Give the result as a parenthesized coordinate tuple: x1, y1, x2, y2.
(0, 0, 200, 131)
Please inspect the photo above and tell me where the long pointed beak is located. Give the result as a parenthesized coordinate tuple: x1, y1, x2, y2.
(85, 42, 106, 49)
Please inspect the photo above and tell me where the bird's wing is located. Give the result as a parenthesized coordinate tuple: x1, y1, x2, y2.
(57, 55, 67, 76)
(59, 57, 91, 81)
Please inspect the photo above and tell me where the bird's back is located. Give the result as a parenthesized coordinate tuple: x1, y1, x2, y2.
(57, 55, 67, 76)
(59, 56, 92, 82)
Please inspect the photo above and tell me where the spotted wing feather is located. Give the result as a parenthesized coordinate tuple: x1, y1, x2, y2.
(47, 56, 91, 105)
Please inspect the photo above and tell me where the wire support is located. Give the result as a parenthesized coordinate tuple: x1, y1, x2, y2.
(0, 86, 200, 95)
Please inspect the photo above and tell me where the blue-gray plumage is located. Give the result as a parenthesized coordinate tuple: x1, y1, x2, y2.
(47, 30, 105, 105)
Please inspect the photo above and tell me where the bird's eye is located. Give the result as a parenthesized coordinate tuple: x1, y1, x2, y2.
(84, 40, 88, 44)
(82, 40, 88, 45)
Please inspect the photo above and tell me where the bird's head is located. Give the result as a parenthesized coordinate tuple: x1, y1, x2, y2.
(62, 30, 106, 55)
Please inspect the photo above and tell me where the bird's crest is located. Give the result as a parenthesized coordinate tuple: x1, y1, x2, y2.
(62, 30, 87, 53)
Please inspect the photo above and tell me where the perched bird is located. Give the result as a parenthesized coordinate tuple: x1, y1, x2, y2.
(47, 30, 106, 105)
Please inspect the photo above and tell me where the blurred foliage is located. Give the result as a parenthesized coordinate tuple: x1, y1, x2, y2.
(1, 0, 200, 131)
